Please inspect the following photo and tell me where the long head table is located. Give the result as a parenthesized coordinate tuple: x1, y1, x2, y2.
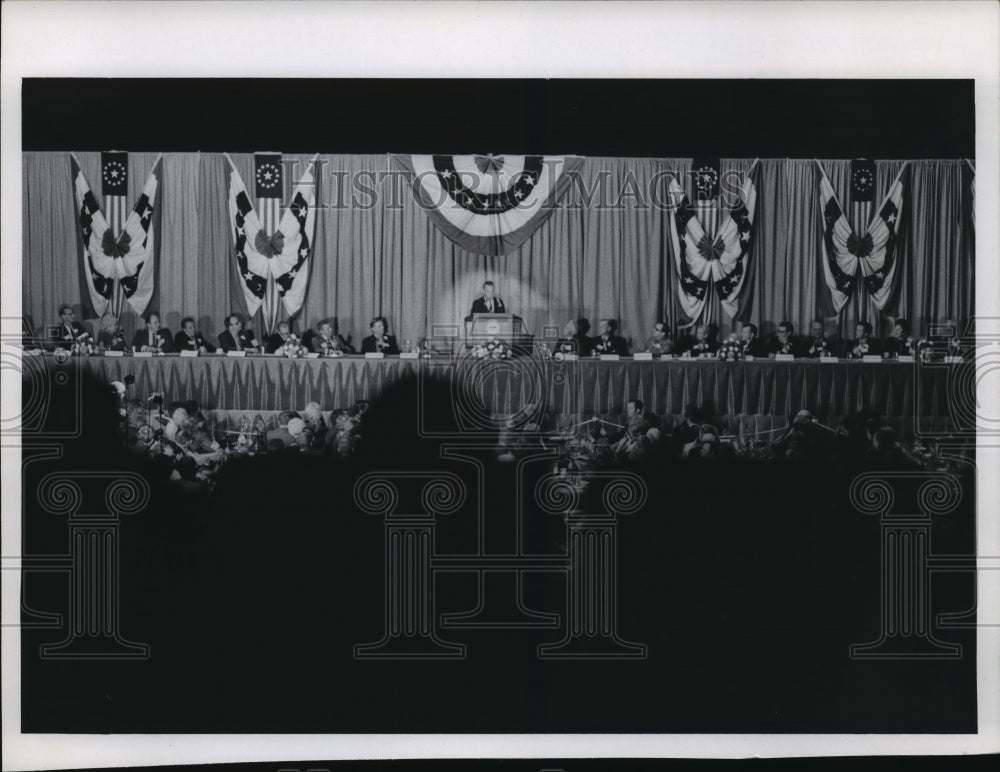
(38, 353, 956, 428)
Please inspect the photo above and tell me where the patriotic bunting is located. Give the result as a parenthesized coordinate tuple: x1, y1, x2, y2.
(817, 161, 907, 311)
(71, 153, 162, 318)
(225, 153, 318, 331)
(394, 153, 585, 255)
(667, 160, 760, 322)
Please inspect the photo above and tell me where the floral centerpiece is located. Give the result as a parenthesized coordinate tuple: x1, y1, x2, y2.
(718, 334, 743, 361)
(471, 337, 512, 360)
(280, 333, 307, 359)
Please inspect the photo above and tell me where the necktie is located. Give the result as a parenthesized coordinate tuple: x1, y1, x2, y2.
(236, 334, 242, 351)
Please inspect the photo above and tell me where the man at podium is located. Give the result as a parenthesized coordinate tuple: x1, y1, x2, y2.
(469, 280, 507, 316)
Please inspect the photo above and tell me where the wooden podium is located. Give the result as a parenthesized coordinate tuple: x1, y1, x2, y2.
(465, 313, 534, 356)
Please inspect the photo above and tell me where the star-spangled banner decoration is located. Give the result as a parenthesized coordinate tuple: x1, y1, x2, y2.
(666, 159, 760, 323)
(394, 153, 585, 256)
(71, 153, 162, 318)
(226, 153, 319, 327)
(817, 160, 908, 312)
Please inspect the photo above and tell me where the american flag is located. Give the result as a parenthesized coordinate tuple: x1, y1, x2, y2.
(850, 158, 875, 237)
(102, 152, 129, 315)
(691, 156, 720, 241)
(255, 153, 284, 335)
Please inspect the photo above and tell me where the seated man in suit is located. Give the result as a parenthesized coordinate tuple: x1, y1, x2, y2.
(803, 319, 835, 358)
(765, 321, 797, 356)
(131, 311, 174, 353)
(174, 316, 216, 353)
(97, 312, 128, 352)
(554, 319, 591, 357)
(360, 315, 400, 354)
(681, 323, 720, 357)
(845, 320, 881, 359)
(740, 323, 767, 358)
(644, 321, 675, 355)
(589, 318, 629, 356)
(469, 280, 507, 317)
(50, 304, 89, 347)
(310, 318, 346, 356)
(217, 313, 261, 352)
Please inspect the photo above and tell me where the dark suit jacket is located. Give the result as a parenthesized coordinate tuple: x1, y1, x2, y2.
(470, 296, 506, 316)
(743, 337, 768, 358)
(802, 336, 836, 358)
(844, 337, 882, 358)
(882, 337, 915, 357)
(765, 335, 798, 356)
(310, 333, 344, 354)
(174, 330, 216, 352)
(361, 334, 400, 354)
(589, 333, 629, 356)
(681, 338, 720, 357)
(51, 321, 89, 344)
(266, 333, 289, 353)
(218, 329, 260, 352)
(131, 327, 174, 353)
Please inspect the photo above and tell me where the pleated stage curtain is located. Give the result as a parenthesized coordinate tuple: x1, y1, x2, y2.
(22, 154, 974, 349)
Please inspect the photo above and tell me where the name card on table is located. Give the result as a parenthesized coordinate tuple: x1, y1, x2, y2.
(179, 350, 198, 357)
(633, 352, 653, 361)
(364, 352, 385, 359)
(133, 351, 153, 358)
(898, 355, 915, 363)
(104, 350, 124, 357)
(821, 356, 840, 364)
(399, 352, 419, 359)
(560, 353, 578, 361)
(775, 353, 795, 362)
(743, 355, 755, 362)
(945, 355, 964, 363)
(305, 352, 320, 359)
(226, 350, 247, 358)
(599, 354, 620, 361)
(862, 354, 882, 362)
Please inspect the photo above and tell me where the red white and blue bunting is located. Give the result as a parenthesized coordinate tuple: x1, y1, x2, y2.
(817, 161, 907, 312)
(71, 152, 162, 319)
(667, 159, 760, 322)
(394, 153, 585, 256)
(225, 153, 319, 331)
